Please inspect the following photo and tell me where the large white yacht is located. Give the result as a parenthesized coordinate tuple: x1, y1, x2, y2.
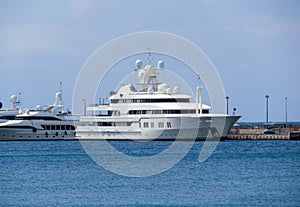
(76, 59, 240, 141)
(0, 92, 76, 140)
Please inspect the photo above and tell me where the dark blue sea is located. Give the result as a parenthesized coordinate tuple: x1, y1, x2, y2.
(0, 140, 299, 206)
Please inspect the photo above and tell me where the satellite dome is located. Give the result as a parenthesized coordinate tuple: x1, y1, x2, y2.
(55, 92, 62, 101)
(10, 95, 17, 102)
(166, 88, 171, 94)
(135, 60, 143, 69)
(35, 105, 42, 111)
(158, 83, 169, 93)
(157, 60, 164, 69)
(173, 86, 180, 94)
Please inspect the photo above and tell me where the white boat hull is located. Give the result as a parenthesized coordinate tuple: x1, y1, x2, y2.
(0, 119, 76, 141)
(0, 128, 76, 141)
(76, 115, 240, 141)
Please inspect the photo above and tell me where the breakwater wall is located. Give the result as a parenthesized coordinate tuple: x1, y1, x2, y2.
(227, 128, 300, 140)
(227, 134, 289, 140)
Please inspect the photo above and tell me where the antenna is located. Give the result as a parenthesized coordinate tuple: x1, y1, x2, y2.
(59, 81, 63, 93)
(147, 47, 152, 65)
(197, 73, 202, 86)
(17, 92, 23, 106)
(135, 50, 164, 92)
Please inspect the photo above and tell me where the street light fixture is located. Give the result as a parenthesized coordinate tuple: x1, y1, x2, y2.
(225, 96, 230, 115)
(265, 95, 269, 123)
(285, 97, 288, 128)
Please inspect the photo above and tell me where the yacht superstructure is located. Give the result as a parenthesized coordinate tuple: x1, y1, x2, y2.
(76, 58, 240, 141)
(0, 95, 22, 123)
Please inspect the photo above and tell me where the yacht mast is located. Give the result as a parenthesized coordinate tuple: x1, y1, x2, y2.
(135, 52, 164, 92)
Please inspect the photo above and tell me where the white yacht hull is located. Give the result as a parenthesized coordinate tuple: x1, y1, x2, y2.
(0, 120, 76, 141)
(76, 115, 240, 141)
(0, 128, 76, 141)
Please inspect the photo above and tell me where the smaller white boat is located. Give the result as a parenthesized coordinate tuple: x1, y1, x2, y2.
(0, 92, 76, 141)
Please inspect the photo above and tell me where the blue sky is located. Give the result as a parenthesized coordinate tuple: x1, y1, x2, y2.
(0, 0, 299, 122)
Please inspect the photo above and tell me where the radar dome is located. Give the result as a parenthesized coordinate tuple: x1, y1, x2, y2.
(173, 86, 180, 94)
(55, 92, 62, 101)
(166, 88, 171, 94)
(158, 83, 169, 93)
(135, 60, 143, 69)
(35, 105, 43, 111)
(157, 60, 164, 69)
(10, 95, 17, 102)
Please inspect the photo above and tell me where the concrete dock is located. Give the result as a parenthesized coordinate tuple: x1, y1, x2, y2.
(226, 122, 300, 140)
(227, 134, 290, 140)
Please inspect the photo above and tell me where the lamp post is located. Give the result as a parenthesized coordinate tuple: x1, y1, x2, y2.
(82, 99, 86, 116)
(225, 96, 230, 115)
(265, 95, 269, 123)
(285, 97, 288, 129)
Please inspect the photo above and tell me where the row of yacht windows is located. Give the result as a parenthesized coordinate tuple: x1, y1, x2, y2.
(128, 109, 209, 115)
(41, 125, 75, 130)
(94, 109, 209, 117)
(97, 122, 132, 126)
(143, 122, 172, 128)
(16, 116, 61, 120)
(86, 121, 172, 128)
(111, 98, 189, 104)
